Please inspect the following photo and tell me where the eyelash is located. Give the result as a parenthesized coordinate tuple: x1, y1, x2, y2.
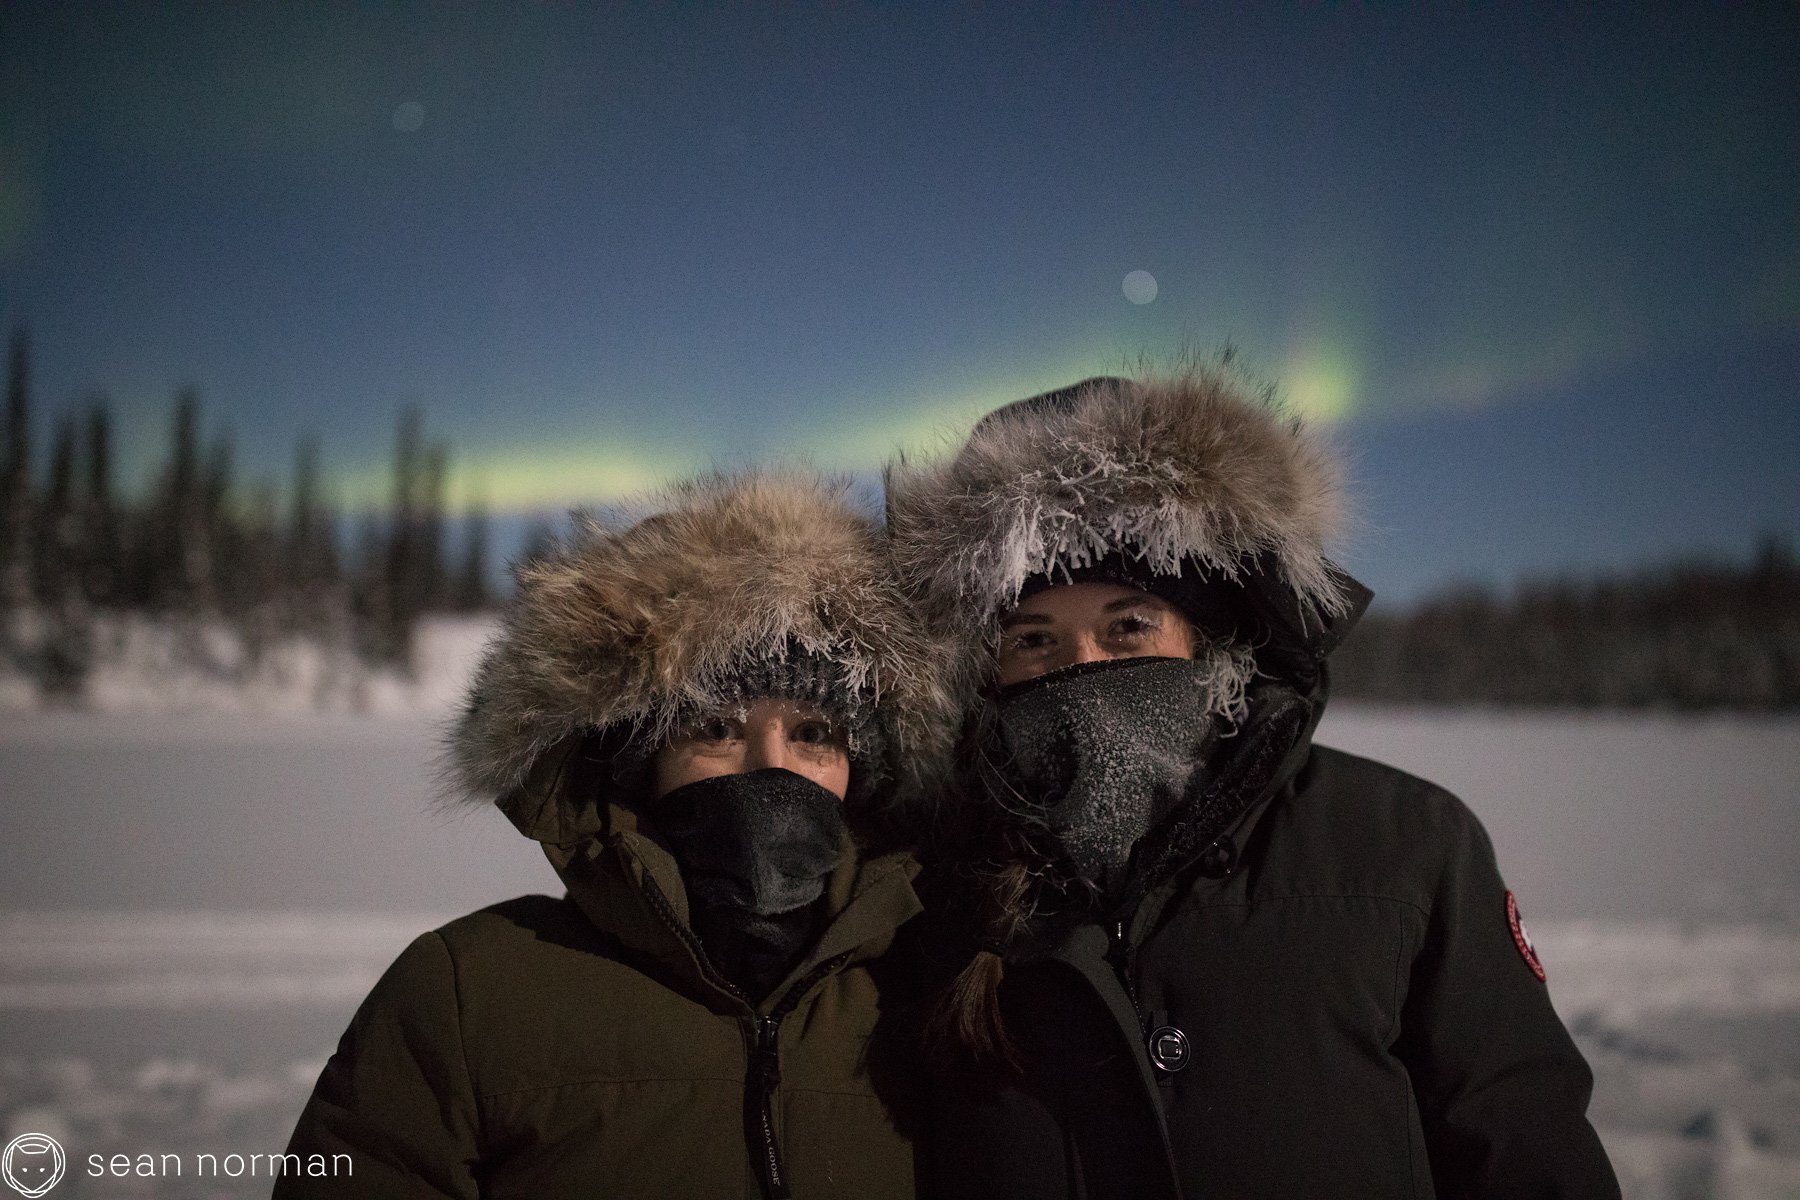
(687, 717, 840, 748)
(1112, 613, 1160, 638)
(1003, 612, 1162, 653)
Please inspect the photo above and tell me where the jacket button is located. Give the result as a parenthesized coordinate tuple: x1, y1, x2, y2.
(1197, 835, 1236, 879)
(1147, 1025, 1189, 1073)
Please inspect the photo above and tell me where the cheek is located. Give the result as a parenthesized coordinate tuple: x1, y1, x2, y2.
(995, 657, 1038, 687)
(653, 742, 744, 798)
(792, 752, 851, 801)
(994, 644, 1052, 687)
(1153, 621, 1197, 660)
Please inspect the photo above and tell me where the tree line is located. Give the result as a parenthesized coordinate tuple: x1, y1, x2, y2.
(4, 320, 1793, 710)
(0, 324, 494, 700)
(1331, 537, 1800, 710)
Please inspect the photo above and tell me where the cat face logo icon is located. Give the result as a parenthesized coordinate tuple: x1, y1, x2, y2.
(2, 1134, 66, 1198)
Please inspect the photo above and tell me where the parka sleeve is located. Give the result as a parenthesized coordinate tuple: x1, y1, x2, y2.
(1394, 795, 1620, 1199)
(273, 932, 482, 1199)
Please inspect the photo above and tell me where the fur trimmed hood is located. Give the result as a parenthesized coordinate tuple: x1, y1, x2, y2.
(448, 470, 955, 827)
(884, 364, 1362, 679)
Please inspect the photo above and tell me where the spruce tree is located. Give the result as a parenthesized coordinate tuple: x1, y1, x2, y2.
(0, 324, 33, 614)
(287, 434, 344, 637)
(199, 428, 232, 612)
(36, 415, 92, 700)
(372, 405, 424, 671)
(419, 440, 449, 612)
(35, 416, 79, 601)
(233, 482, 282, 671)
(350, 510, 392, 668)
(454, 496, 493, 612)
(83, 399, 122, 607)
(156, 387, 206, 612)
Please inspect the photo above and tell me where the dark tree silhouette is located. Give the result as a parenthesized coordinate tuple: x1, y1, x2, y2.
(34, 415, 79, 601)
(285, 434, 345, 638)
(2, 330, 499, 705)
(419, 440, 449, 613)
(0, 324, 33, 616)
(152, 386, 211, 613)
(454, 498, 494, 612)
(82, 398, 123, 607)
(33, 415, 92, 698)
(1332, 541, 1800, 710)
(366, 406, 428, 671)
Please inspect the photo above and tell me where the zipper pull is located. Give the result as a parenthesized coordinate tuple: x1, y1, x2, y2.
(745, 1016, 792, 1200)
(1106, 917, 1144, 1022)
(751, 1016, 782, 1090)
(1106, 919, 1131, 974)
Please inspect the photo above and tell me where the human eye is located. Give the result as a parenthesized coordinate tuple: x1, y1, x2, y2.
(1004, 628, 1055, 654)
(688, 714, 741, 744)
(785, 720, 844, 763)
(1108, 610, 1162, 642)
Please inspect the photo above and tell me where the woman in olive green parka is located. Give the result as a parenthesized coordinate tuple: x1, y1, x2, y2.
(276, 470, 953, 1200)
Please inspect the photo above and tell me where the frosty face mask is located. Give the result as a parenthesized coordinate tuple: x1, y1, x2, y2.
(989, 656, 1232, 904)
(653, 767, 848, 998)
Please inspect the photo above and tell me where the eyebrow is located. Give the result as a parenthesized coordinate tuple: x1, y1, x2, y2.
(999, 595, 1167, 628)
(1102, 595, 1166, 613)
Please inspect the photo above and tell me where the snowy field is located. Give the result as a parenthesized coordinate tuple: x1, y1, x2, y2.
(2, 699, 1797, 1197)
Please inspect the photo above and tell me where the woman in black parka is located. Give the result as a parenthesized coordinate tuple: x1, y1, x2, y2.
(885, 365, 1620, 1199)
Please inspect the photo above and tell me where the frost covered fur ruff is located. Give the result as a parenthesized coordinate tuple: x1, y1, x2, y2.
(885, 364, 1351, 653)
(448, 470, 954, 814)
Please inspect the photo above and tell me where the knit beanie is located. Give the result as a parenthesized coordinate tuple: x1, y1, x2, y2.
(617, 641, 890, 810)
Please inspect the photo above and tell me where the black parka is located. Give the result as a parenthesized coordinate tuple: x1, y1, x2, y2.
(921, 675, 1620, 1200)
(884, 369, 1619, 1200)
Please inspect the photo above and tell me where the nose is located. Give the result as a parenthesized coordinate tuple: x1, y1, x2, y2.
(743, 717, 789, 772)
(1063, 632, 1108, 668)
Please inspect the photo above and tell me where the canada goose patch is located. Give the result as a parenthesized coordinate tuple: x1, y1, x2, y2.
(1506, 889, 1546, 983)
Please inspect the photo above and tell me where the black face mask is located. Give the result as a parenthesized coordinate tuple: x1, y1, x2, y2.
(652, 768, 848, 1000)
(990, 656, 1227, 906)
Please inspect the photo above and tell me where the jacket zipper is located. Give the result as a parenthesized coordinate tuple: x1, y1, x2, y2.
(745, 952, 852, 1200)
(636, 868, 750, 1003)
(635, 864, 850, 1200)
(747, 1015, 789, 1200)
(1107, 918, 1144, 1029)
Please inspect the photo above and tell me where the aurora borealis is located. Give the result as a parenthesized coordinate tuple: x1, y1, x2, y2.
(2, 2, 1794, 601)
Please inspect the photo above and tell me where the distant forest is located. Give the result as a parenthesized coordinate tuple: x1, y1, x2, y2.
(1331, 543, 1800, 709)
(2, 323, 1794, 709)
(0, 325, 493, 698)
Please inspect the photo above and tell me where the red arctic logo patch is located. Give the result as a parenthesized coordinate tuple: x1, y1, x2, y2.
(1506, 890, 1546, 983)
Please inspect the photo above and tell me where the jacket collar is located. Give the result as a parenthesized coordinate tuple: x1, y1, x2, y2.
(538, 794, 922, 1016)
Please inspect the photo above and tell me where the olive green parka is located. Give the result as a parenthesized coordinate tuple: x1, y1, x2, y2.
(277, 471, 954, 1200)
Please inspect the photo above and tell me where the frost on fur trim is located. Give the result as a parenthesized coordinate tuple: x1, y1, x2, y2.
(886, 366, 1352, 634)
(444, 469, 956, 812)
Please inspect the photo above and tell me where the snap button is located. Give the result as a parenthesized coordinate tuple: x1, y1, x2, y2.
(1197, 835, 1236, 879)
(1147, 1025, 1189, 1073)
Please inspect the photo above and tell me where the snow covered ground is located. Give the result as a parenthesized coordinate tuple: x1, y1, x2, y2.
(2, 910, 1796, 1198)
(3, 629, 1798, 1196)
(0, 614, 497, 718)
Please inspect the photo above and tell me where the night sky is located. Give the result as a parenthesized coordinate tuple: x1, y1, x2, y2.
(3, 3, 1794, 603)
